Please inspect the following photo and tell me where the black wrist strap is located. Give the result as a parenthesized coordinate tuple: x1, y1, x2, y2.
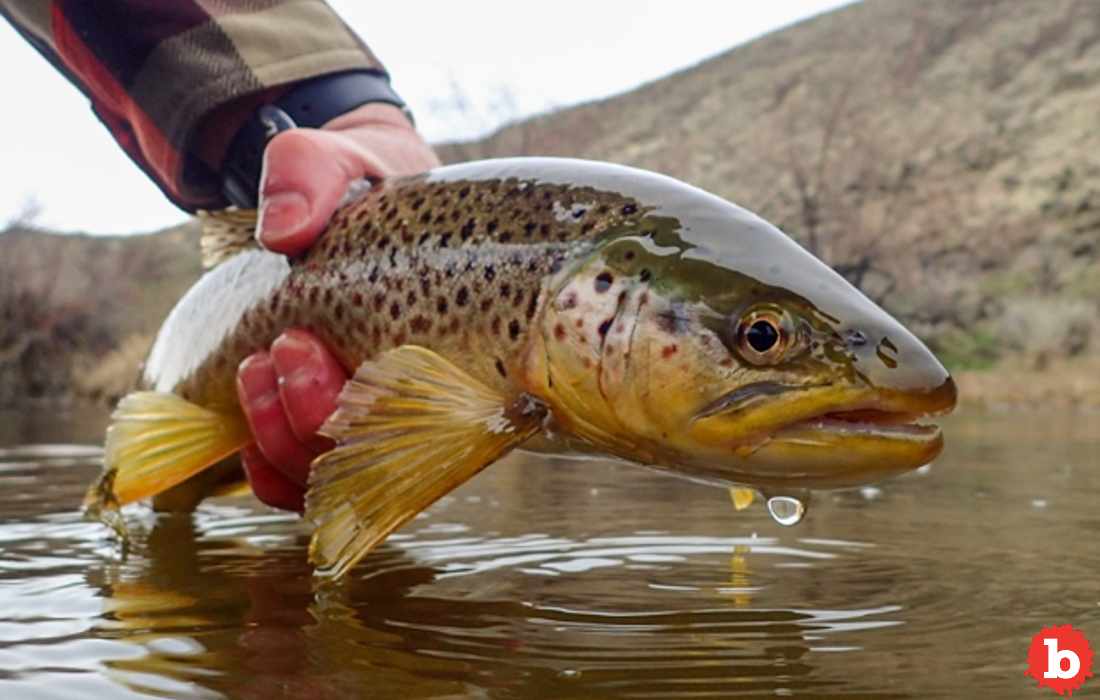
(221, 69, 412, 208)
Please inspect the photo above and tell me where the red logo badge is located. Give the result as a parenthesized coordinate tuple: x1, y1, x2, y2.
(1025, 625, 1094, 695)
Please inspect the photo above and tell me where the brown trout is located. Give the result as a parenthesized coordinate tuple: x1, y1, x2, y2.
(88, 157, 956, 579)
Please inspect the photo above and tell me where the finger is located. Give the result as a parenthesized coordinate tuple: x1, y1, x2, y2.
(257, 129, 377, 256)
(269, 329, 344, 450)
(240, 444, 305, 512)
(236, 352, 316, 486)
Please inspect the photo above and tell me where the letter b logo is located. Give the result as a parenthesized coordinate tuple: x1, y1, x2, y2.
(1044, 637, 1081, 679)
(1026, 625, 1093, 695)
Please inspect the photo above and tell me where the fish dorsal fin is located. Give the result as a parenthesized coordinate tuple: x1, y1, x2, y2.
(197, 207, 259, 268)
(305, 346, 547, 579)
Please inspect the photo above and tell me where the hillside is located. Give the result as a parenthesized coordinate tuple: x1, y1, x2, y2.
(0, 222, 199, 402)
(3, 0, 1098, 406)
(440, 0, 1100, 371)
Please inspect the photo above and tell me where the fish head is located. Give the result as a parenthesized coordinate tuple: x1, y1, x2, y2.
(534, 179, 956, 490)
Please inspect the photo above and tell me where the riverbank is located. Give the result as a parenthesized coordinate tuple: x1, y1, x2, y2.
(955, 357, 1100, 412)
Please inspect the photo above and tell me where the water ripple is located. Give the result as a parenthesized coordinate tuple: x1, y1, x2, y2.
(0, 411, 1098, 698)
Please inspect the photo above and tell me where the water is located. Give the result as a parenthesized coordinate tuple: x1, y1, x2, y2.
(0, 408, 1098, 698)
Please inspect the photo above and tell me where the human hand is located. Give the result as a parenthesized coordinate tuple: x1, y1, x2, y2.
(237, 330, 343, 512)
(236, 103, 439, 511)
(256, 102, 441, 257)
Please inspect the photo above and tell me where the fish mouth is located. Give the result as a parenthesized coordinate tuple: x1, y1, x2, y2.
(690, 378, 957, 489)
(775, 407, 942, 441)
(696, 378, 955, 440)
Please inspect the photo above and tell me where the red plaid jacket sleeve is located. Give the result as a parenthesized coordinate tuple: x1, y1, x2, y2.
(0, 1, 386, 211)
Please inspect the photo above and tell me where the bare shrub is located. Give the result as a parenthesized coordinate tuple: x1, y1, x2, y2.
(0, 222, 198, 404)
(0, 231, 114, 401)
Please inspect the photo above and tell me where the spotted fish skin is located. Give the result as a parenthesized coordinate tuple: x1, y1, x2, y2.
(147, 162, 648, 410)
(134, 156, 954, 513)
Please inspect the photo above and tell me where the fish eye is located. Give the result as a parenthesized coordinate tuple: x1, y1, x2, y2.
(746, 320, 779, 352)
(730, 308, 793, 365)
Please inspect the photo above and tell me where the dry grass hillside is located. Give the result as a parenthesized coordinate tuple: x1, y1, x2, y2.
(2, 0, 1097, 406)
(440, 0, 1100, 374)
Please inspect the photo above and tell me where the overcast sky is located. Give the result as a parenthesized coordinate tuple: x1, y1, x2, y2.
(0, 1, 853, 234)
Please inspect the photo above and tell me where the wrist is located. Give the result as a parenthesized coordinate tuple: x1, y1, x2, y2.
(219, 70, 413, 208)
(324, 102, 418, 134)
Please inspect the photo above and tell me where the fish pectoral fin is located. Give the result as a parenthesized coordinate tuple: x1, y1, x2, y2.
(305, 345, 546, 580)
(730, 487, 756, 511)
(197, 207, 259, 268)
(85, 392, 251, 517)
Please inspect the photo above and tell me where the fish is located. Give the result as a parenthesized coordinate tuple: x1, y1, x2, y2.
(85, 157, 957, 579)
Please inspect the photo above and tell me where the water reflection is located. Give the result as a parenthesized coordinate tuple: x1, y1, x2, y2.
(0, 410, 1098, 698)
(84, 509, 911, 698)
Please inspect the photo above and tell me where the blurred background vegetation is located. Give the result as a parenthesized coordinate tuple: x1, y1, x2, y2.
(2, 0, 1098, 407)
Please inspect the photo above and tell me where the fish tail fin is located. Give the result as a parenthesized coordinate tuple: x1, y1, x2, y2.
(84, 391, 251, 519)
(197, 207, 259, 268)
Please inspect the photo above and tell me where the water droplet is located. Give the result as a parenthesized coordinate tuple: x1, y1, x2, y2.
(558, 669, 581, 679)
(860, 486, 882, 501)
(766, 495, 806, 526)
(1031, 498, 1048, 509)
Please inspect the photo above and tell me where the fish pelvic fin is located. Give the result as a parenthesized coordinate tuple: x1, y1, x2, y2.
(197, 207, 259, 268)
(85, 392, 251, 518)
(306, 345, 547, 580)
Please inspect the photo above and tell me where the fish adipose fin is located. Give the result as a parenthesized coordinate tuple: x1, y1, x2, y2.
(306, 345, 546, 580)
(84, 392, 251, 517)
(197, 207, 259, 268)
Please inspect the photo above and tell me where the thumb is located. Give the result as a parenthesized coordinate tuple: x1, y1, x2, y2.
(256, 128, 373, 257)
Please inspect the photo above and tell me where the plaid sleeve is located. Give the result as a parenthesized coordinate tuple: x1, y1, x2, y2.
(0, 1, 385, 211)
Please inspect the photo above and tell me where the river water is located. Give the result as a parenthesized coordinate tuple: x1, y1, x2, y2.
(0, 407, 1097, 698)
